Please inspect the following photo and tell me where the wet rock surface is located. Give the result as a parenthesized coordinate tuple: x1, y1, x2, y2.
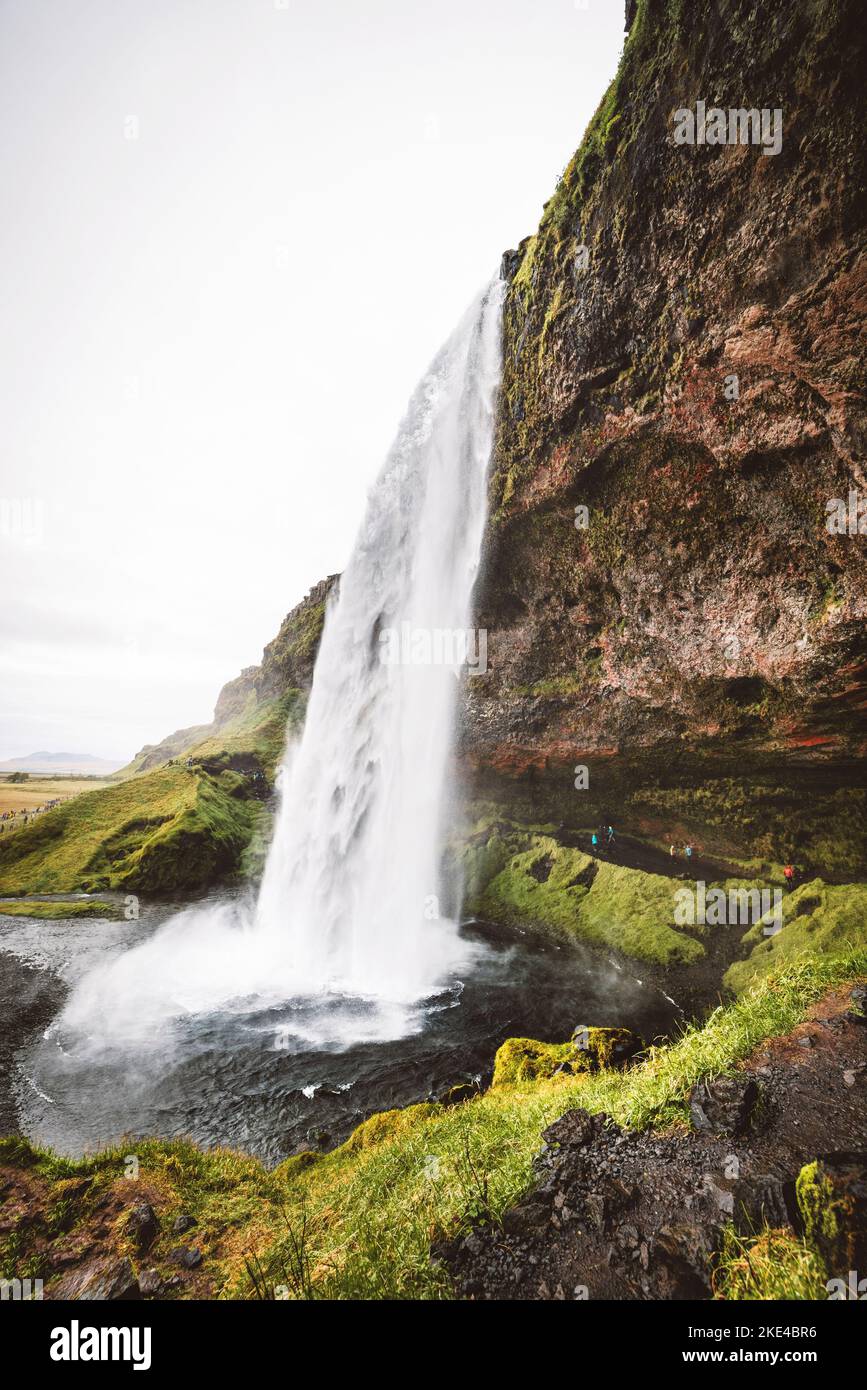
(438, 987, 867, 1299)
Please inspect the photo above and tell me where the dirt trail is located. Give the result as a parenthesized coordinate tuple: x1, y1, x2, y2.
(558, 829, 747, 884)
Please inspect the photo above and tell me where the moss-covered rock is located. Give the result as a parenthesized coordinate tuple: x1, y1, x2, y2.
(491, 1037, 586, 1088)
(491, 1025, 641, 1088)
(341, 1104, 441, 1155)
(796, 1155, 867, 1277)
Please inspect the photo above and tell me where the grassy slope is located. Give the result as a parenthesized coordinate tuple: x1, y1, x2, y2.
(188, 691, 301, 776)
(478, 836, 704, 966)
(0, 899, 123, 920)
(0, 691, 306, 896)
(462, 821, 705, 966)
(118, 691, 302, 782)
(3, 952, 863, 1299)
(458, 813, 867, 974)
(0, 766, 261, 895)
(725, 879, 867, 994)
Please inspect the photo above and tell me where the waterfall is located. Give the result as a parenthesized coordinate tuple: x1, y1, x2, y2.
(255, 276, 504, 996)
(55, 277, 504, 1042)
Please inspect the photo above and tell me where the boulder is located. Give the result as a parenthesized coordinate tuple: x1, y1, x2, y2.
(689, 1075, 759, 1137)
(169, 1245, 203, 1270)
(570, 1025, 643, 1069)
(138, 1268, 162, 1298)
(652, 1224, 714, 1299)
(125, 1201, 159, 1252)
(53, 1257, 140, 1301)
(732, 1173, 795, 1232)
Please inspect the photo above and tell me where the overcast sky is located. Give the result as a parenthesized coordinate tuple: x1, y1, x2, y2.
(0, 0, 624, 762)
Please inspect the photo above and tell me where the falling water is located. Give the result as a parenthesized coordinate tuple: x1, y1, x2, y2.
(52, 277, 504, 1044)
(255, 277, 504, 996)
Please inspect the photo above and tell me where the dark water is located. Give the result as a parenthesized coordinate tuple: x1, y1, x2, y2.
(1, 905, 680, 1166)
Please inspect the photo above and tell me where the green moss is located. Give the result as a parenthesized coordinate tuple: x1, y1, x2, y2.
(0, 898, 123, 920)
(478, 835, 704, 967)
(584, 509, 626, 568)
(341, 1105, 441, 1155)
(274, 1151, 322, 1183)
(724, 880, 867, 995)
(795, 1160, 838, 1248)
(491, 1037, 585, 1088)
(629, 781, 867, 880)
(511, 670, 597, 699)
(491, 1026, 638, 1088)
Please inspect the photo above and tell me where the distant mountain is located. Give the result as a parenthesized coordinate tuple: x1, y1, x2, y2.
(0, 752, 124, 775)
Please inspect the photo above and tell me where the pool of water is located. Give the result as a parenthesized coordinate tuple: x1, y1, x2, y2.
(0, 900, 681, 1165)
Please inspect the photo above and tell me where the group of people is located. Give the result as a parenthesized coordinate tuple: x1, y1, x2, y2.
(585, 822, 800, 889)
(0, 797, 63, 834)
(590, 824, 617, 854)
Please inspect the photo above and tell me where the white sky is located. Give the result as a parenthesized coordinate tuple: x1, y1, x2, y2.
(0, 0, 624, 762)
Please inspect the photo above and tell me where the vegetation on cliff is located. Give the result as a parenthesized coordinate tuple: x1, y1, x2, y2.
(469, 829, 704, 966)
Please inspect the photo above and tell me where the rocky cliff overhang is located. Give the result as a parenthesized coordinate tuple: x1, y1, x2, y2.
(463, 0, 866, 793)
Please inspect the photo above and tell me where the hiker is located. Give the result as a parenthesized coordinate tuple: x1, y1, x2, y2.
(606, 824, 615, 846)
(784, 863, 795, 890)
(685, 843, 693, 860)
(669, 843, 676, 857)
(591, 831, 599, 853)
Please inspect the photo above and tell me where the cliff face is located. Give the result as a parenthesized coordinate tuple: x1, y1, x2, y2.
(460, 0, 867, 868)
(215, 574, 338, 720)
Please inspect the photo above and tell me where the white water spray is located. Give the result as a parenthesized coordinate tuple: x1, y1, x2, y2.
(58, 278, 504, 1041)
